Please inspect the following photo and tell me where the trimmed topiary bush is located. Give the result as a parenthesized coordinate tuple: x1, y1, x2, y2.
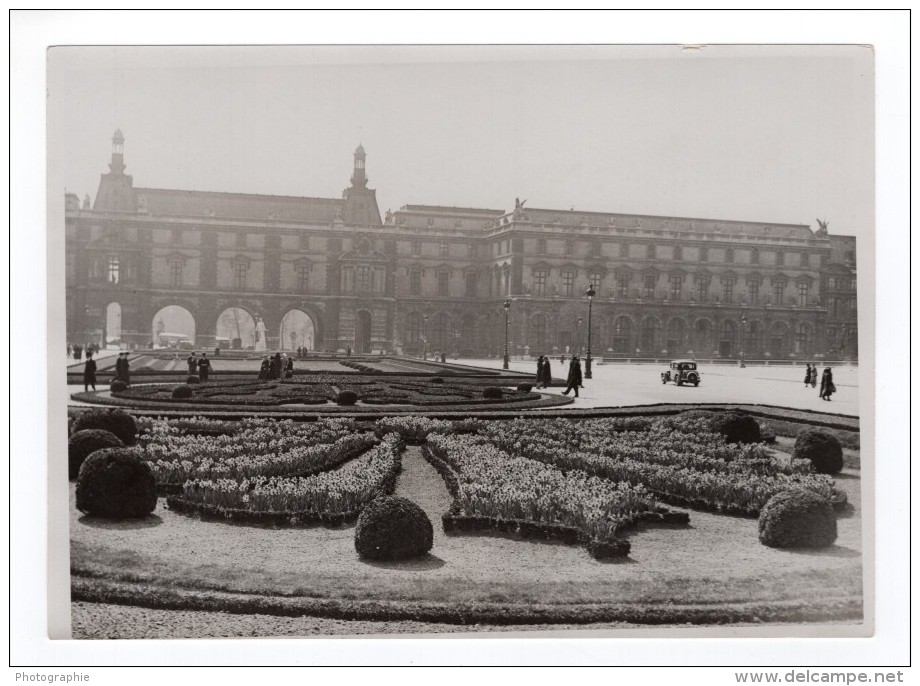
(758, 489, 837, 549)
(75, 447, 158, 519)
(430, 377, 444, 384)
(793, 430, 844, 475)
(71, 408, 138, 445)
(354, 495, 433, 561)
(517, 383, 533, 392)
(711, 411, 762, 444)
(336, 390, 359, 406)
(186, 375, 201, 384)
(110, 380, 128, 393)
(171, 384, 193, 399)
(483, 386, 504, 399)
(68, 429, 123, 480)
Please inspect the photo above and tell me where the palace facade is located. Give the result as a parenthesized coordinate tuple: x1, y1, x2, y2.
(65, 132, 859, 360)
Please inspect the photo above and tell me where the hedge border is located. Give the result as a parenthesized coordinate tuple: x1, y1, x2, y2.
(70, 575, 863, 627)
(162, 441, 403, 527)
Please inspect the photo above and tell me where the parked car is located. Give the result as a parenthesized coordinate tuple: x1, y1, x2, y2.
(661, 359, 701, 387)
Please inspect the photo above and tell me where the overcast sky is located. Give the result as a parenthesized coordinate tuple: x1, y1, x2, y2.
(49, 45, 873, 239)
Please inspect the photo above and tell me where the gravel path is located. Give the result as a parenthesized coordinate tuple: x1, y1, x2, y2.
(394, 446, 453, 542)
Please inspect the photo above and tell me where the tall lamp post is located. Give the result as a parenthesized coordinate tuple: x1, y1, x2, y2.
(502, 300, 511, 369)
(739, 315, 748, 368)
(585, 283, 596, 379)
(577, 317, 584, 356)
(423, 314, 429, 360)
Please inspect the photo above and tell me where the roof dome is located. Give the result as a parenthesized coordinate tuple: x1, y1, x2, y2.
(355, 143, 365, 156)
(112, 128, 125, 143)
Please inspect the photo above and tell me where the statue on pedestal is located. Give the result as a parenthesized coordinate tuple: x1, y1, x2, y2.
(254, 316, 267, 352)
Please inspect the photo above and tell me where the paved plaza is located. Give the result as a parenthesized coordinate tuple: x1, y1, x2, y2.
(457, 358, 860, 416)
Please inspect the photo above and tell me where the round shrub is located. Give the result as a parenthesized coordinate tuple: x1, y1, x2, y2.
(110, 380, 128, 393)
(71, 408, 138, 445)
(758, 489, 837, 549)
(336, 390, 359, 406)
(171, 384, 193, 399)
(186, 375, 201, 384)
(354, 495, 433, 561)
(711, 411, 762, 444)
(75, 447, 157, 519)
(517, 383, 533, 392)
(430, 377, 445, 384)
(68, 429, 123, 480)
(483, 386, 504, 399)
(793, 430, 844, 475)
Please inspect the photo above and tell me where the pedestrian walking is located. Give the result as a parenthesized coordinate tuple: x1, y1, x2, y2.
(121, 353, 131, 387)
(286, 356, 295, 379)
(819, 367, 836, 401)
(197, 352, 212, 382)
(561, 355, 583, 397)
(540, 355, 553, 388)
(73, 344, 83, 361)
(83, 353, 97, 392)
(803, 364, 812, 388)
(810, 365, 818, 388)
(187, 353, 197, 375)
(535, 356, 545, 388)
(258, 355, 270, 380)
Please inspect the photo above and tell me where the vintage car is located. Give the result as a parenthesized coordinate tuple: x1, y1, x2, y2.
(660, 359, 701, 387)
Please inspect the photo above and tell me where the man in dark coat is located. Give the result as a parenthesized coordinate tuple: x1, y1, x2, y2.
(269, 353, 281, 380)
(121, 353, 131, 387)
(541, 356, 553, 388)
(819, 367, 835, 401)
(83, 353, 97, 392)
(286, 356, 295, 379)
(561, 355, 582, 397)
(535, 356, 545, 388)
(187, 353, 197, 375)
(197, 352, 211, 382)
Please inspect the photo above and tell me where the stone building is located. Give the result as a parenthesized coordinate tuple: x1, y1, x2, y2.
(65, 132, 858, 360)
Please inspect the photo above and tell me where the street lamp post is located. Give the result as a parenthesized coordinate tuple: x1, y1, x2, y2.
(577, 316, 584, 356)
(585, 283, 596, 379)
(502, 300, 511, 369)
(423, 314, 429, 360)
(739, 315, 748, 368)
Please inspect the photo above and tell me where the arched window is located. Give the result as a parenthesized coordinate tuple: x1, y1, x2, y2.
(613, 317, 632, 353)
(640, 318, 660, 352)
(531, 314, 547, 351)
(406, 312, 422, 345)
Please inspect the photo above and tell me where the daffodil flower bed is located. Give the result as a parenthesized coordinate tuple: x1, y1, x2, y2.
(475, 417, 842, 516)
(426, 433, 658, 549)
(373, 416, 485, 441)
(166, 434, 404, 524)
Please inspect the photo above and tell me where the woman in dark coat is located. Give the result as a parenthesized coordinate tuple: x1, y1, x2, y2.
(803, 364, 812, 388)
(286, 356, 295, 379)
(819, 367, 835, 401)
(535, 356, 545, 388)
(561, 355, 582, 397)
(197, 353, 211, 382)
(540, 356, 553, 388)
(258, 355, 270, 380)
(120, 353, 131, 387)
(83, 354, 97, 392)
(187, 353, 197, 375)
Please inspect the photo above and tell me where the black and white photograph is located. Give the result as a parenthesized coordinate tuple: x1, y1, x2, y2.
(13, 9, 910, 673)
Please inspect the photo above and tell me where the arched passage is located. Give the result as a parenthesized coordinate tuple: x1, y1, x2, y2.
(152, 305, 196, 348)
(105, 302, 122, 346)
(279, 309, 316, 351)
(216, 307, 256, 350)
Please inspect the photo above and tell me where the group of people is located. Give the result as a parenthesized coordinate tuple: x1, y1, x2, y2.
(186, 352, 212, 382)
(805, 364, 837, 401)
(535, 354, 584, 397)
(68, 342, 99, 361)
(259, 352, 294, 380)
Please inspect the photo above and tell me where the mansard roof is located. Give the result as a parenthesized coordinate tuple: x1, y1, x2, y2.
(132, 187, 344, 223)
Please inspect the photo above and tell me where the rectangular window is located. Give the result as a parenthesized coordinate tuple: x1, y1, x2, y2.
(437, 271, 449, 297)
(561, 270, 575, 296)
(747, 280, 759, 304)
(589, 271, 603, 291)
(412, 241, 421, 257)
(439, 242, 449, 257)
(775, 251, 784, 266)
(773, 282, 785, 305)
(798, 282, 809, 307)
(296, 264, 310, 292)
(234, 262, 247, 289)
(619, 242, 629, 258)
(533, 269, 547, 296)
(356, 266, 372, 292)
(409, 270, 421, 296)
(465, 272, 478, 297)
(725, 248, 734, 263)
(827, 276, 837, 290)
(107, 256, 120, 284)
(646, 244, 655, 259)
(751, 248, 759, 264)
(617, 274, 630, 298)
(696, 279, 709, 302)
(169, 260, 183, 287)
(468, 243, 475, 258)
(722, 278, 735, 303)
(674, 245, 682, 261)
(700, 247, 708, 262)
(669, 276, 682, 301)
(643, 274, 656, 299)
(537, 239, 547, 254)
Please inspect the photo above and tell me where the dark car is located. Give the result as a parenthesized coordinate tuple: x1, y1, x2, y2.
(661, 359, 701, 387)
